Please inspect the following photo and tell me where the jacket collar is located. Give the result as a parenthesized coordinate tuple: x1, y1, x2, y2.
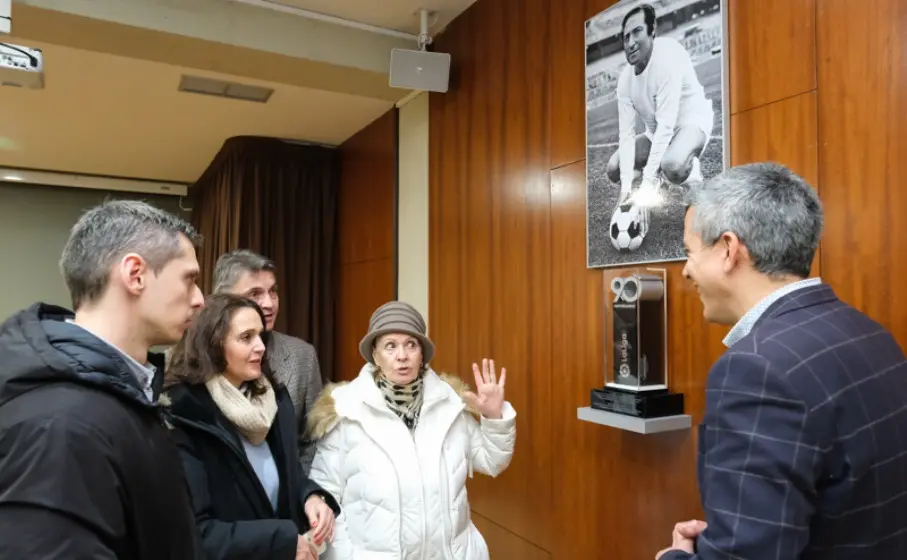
(330, 366, 468, 484)
(0, 302, 155, 409)
(754, 282, 839, 329)
(724, 278, 825, 347)
(166, 380, 291, 427)
(339, 365, 462, 417)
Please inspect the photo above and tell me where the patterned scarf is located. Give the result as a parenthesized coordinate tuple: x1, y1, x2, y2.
(374, 370, 424, 431)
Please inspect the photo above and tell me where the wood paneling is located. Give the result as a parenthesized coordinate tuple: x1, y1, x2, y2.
(428, 0, 904, 557)
(817, 0, 907, 339)
(729, 0, 817, 113)
(730, 92, 822, 276)
(338, 111, 397, 265)
(429, 0, 554, 552)
(335, 110, 397, 382)
(730, 93, 818, 184)
(472, 512, 551, 560)
(548, 0, 619, 169)
(335, 257, 395, 382)
(550, 162, 717, 558)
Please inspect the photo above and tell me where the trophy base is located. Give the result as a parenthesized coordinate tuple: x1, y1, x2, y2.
(590, 386, 684, 418)
(606, 382, 667, 392)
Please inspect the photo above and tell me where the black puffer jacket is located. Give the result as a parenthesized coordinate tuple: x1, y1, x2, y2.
(0, 303, 202, 559)
(166, 382, 341, 559)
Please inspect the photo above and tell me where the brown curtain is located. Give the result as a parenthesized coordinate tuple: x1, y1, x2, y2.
(190, 136, 339, 382)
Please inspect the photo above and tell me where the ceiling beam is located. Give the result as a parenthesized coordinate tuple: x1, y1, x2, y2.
(10, 0, 414, 101)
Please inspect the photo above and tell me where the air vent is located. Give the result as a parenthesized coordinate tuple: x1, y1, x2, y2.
(177, 75, 274, 103)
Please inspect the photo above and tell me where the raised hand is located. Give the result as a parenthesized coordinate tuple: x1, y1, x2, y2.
(463, 358, 506, 419)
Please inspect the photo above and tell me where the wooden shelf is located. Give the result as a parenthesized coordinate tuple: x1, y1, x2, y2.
(577, 407, 692, 435)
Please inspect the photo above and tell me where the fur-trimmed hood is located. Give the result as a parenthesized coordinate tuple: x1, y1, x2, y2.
(307, 369, 477, 441)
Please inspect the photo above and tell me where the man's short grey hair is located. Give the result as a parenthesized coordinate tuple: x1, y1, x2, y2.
(684, 162, 823, 278)
(60, 200, 201, 310)
(212, 250, 276, 294)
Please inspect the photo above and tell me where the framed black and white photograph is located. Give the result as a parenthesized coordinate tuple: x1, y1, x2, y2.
(585, 0, 729, 268)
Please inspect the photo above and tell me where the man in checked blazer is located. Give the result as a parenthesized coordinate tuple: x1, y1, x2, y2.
(213, 250, 323, 473)
(657, 163, 907, 559)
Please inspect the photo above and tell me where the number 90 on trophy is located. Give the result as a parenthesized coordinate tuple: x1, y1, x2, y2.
(591, 268, 685, 418)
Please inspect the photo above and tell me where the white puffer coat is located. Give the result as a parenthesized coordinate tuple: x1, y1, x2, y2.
(307, 366, 516, 560)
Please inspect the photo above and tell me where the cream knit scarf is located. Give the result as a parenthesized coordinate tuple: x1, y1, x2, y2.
(205, 375, 278, 445)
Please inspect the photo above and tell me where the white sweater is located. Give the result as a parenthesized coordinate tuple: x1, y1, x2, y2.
(616, 36, 713, 187)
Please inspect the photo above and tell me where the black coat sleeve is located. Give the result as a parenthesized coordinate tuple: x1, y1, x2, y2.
(173, 430, 300, 560)
(299, 476, 342, 522)
(0, 416, 123, 558)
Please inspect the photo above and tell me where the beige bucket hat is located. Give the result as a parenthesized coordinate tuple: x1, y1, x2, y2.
(358, 301, 435, 365)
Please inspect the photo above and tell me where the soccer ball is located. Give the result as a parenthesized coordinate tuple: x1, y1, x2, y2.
(609, 202, 648, 252)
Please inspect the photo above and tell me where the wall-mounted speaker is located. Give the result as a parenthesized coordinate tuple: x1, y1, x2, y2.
(389, 48, 451, 93)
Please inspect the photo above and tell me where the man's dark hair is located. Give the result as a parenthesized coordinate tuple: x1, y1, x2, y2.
(165, 293, 279, 397)
(621, 3, 658, 37)
(212, 249, 276, 294)
(60, 200, 201, 310)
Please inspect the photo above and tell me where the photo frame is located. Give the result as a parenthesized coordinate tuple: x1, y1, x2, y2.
(584, 0, 730, 269)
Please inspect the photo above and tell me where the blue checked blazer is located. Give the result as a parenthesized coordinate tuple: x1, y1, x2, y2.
(664, 284, 907, 560)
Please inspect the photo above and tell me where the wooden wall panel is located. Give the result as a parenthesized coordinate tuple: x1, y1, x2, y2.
(429, 0, 903, 557)
(472, 512, 551, 560)
(729, 0, 817, 113)
(730, 92, 822, 276)
(429, 0, 554, 552)
(730, 93, 818, 184)
(335, 110, 397, 381)
(817, 0, 907, 340)
(337, 111, 397, 265)
(335, 257, 395, 382)
(550, 162, 715, 558)
(549, 0, 619, 169)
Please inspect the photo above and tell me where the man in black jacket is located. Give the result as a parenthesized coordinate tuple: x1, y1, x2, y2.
(0, 200, 206, 558)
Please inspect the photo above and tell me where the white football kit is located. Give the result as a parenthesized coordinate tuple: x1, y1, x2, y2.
(616, 36, 713, 190)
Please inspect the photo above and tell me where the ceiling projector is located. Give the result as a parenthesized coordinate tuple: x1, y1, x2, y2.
(0, 42, 44, 89)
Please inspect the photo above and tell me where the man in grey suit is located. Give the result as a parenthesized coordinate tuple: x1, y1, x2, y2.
(213, 250, 323, 473)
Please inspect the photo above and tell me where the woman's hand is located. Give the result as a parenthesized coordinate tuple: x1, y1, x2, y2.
(295, 536, 318, 560)
(304, 494, 335, 546)
(464, 358, 506, 419)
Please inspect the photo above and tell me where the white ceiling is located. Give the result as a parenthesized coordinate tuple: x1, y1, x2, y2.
(0, 0, 478, 184)
(0, 40, 393, 183)
(266, 0, 479, 34)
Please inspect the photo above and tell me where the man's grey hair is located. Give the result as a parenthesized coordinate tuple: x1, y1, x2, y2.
(684, 162, 823, 278)
(212, 249, 276, 294)
(60, 200, 201, 310)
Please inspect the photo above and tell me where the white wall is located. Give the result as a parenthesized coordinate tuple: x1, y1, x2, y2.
(0, 181, 189, 320)
(396, 93, 430, 327)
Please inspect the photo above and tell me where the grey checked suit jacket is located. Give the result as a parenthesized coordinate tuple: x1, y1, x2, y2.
(663, 284, 907, 560)
(267, 330, 323, 474)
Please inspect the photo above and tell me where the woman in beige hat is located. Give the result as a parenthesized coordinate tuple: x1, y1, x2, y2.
(307, 301, 516, 559)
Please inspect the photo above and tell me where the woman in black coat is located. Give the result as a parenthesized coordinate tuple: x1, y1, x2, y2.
(164, 293, 340, 560)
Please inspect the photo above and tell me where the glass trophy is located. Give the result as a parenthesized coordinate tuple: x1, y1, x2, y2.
(590, 268, 685, 418)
